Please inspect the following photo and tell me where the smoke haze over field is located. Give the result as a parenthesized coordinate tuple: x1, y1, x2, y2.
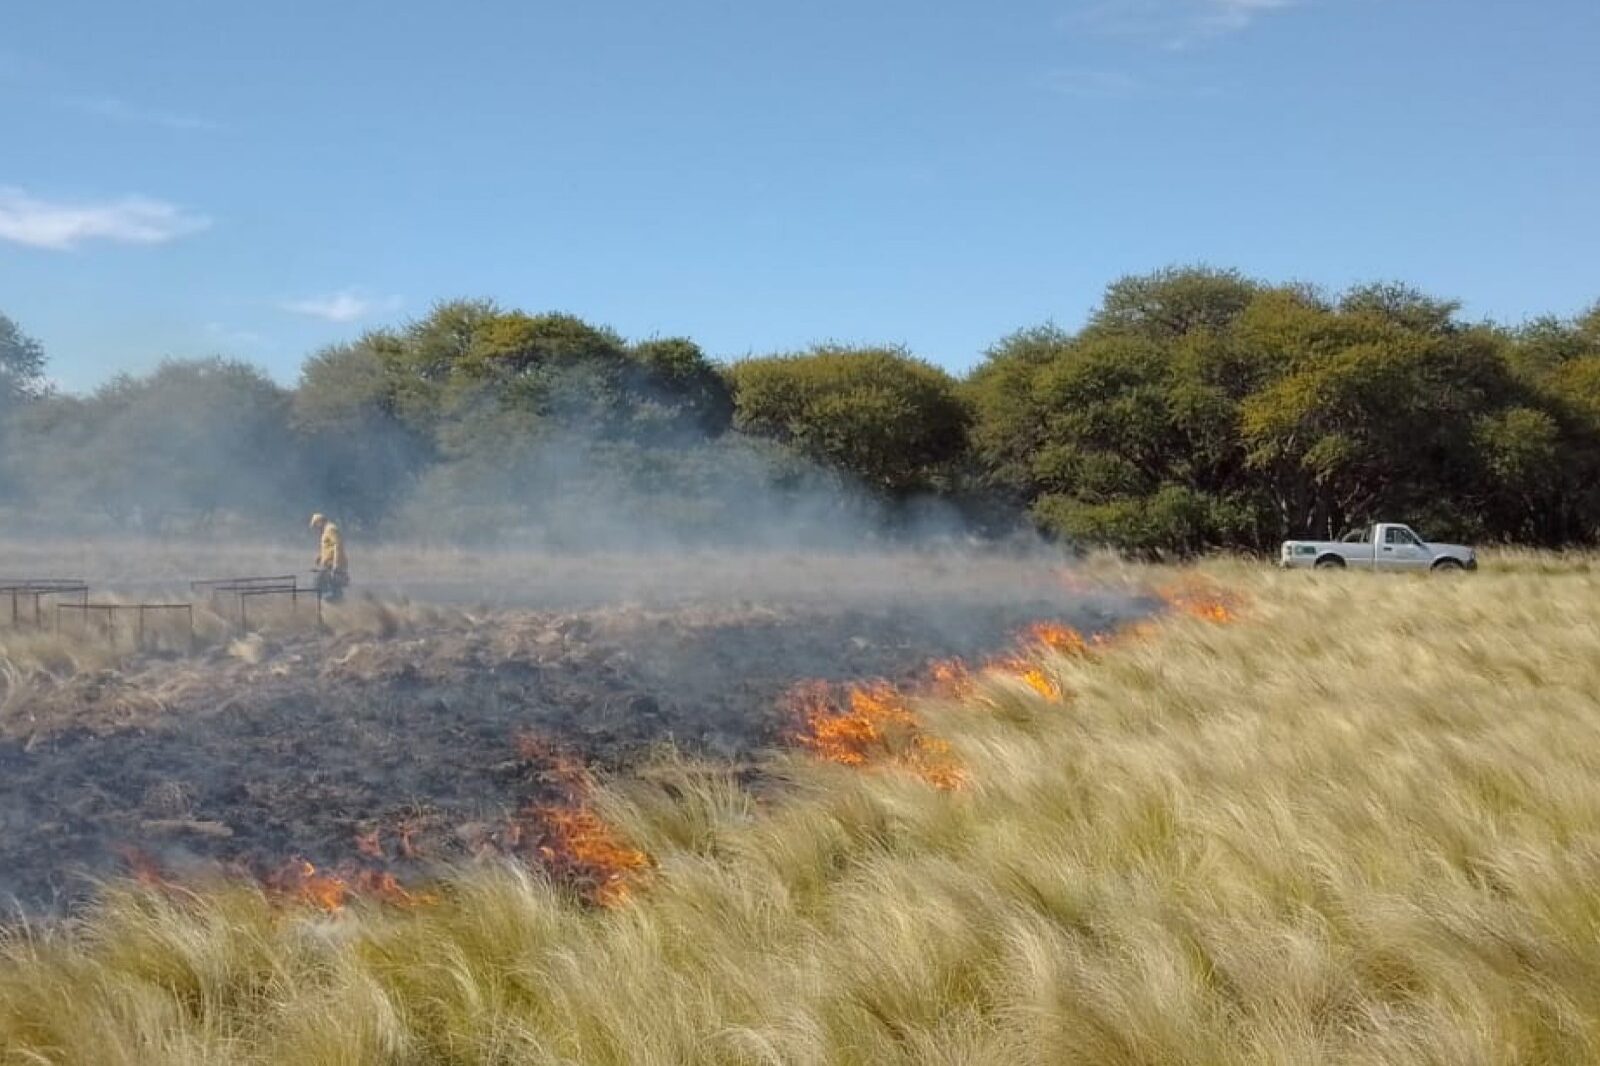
(0, 539, 1147, 913)
(0, 539, 1102, 612)
(0, 315, 994, 550)
(14, 267, 1600, 557)
(0, 318, 1144, 916)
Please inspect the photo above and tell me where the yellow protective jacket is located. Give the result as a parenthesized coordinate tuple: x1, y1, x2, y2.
(317, 522, 348, 575)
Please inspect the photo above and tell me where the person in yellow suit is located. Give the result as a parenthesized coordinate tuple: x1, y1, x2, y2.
(308, 513, 349, 602)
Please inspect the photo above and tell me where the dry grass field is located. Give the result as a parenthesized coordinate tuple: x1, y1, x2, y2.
(2, 557, 1599, 1064)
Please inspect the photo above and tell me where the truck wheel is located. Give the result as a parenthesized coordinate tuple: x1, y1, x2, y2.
(1431, 559, 1465, 573)
(1314, 556, 1346, 570)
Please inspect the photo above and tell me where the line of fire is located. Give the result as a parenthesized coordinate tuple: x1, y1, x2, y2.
(0, 564, 1240, 916)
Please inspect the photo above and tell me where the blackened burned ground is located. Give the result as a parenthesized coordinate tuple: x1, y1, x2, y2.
(0, 597, 1140, 911)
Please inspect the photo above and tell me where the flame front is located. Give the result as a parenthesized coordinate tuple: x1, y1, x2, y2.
(1024, 621, 1090, 657)
(114, 574, 1243, 912)
(267, 858, 351, 911)
(789, 575, 1245, 786)
(264, 857, 430, 911)
(528, 805, 651, 906)
(790, 681, 916, 766)
(787, 680, 965, 789)
(1157, 578, 1244, 623)
(115, 846, 172, 890)
(503, 732, 653, 906)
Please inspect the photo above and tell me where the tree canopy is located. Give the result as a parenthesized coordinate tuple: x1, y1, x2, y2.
(729, 346, 970, 498)
(970, 270, 1600, 553)
(4, 274, 1599, 552)
(0, 313, 47, 406)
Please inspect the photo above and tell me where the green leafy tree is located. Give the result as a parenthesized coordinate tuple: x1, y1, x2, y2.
(628, 338, 734, 436)
(729, 346, 970, 497)
(1237, 306, 1516, 540)
(965, 325, 1070, 496)
(968, 272, 1277, 554)
(966, 268, 1577, 553)
(1472, 406, 1561, 540)
(327, 303, 747, 540)
(1503, 304, 1600, 541)
(295, 339, 434, 528)
(0, 313, 49, 501)
(0, 313, 47, 403)
(9, 359, 296, 528)
(1086, 266, 1261, 340)
(1339, 282, 1462, 336)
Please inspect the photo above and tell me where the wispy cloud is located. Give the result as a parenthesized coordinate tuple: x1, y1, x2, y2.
(1067, 0, 1300, 47)
(0, 187, 211, 250)
(280, 289, 403, 324)
(65, 94, 221, 132)
(1203, 0, 1294, 33)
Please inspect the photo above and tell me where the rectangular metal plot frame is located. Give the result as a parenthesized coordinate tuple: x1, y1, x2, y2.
(0, 580, 90, 628)
(55, 602, 194, 651)
(190, 575, 298, 595)
(232, 585, 323, 632)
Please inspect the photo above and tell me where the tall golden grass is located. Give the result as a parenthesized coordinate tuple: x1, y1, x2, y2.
(3, 561, 1600, 1064)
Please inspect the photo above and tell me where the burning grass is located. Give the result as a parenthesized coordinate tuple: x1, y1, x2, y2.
(6, 562, 1600, 1064)
(500, 734, 652, 905)
(787, 680, 968, 790)
(784, 582, 1237, 787)
(0, 580, 1138, 914)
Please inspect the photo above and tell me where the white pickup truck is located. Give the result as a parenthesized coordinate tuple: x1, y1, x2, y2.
(1280, 523, 1478, 572)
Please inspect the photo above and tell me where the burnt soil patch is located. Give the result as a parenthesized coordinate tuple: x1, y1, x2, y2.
(0, 597, 1137, 911)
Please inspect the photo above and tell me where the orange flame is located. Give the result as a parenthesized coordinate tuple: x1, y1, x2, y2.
(517, 731, 591, 793)
(268, 858, 351, 911)
(787, 575, 1245, 792)
(1017, 665, 1060, 699)
(787, 680, 965, 789)
(905, 735, 967, 791)
(115, 845, 176, 891)
(928, 658, 974, 698)
(1024, 621, 1090, 657)
(1157, 579, 1245, 624)
(350, 868, 434, 906)
(790, 680, 917, 767)
(983, 654, 1063, 699)
(504, 734, 654, 906)
(529, 805, 651, 906)
(264, 857, 435, 911)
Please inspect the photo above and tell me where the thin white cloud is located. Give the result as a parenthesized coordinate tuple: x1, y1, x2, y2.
(1203, 0, 1294, 33)
(1067, 0, 1301, 47)
(65, 95, 221, 132)
(0, 187, 211, 250)
(280, 289, 403, 324)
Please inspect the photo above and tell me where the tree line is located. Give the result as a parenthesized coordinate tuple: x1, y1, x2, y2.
(3, 267, 1597, 553)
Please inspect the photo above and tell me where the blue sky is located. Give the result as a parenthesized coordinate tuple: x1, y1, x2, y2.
(2, 0, 1596, 391)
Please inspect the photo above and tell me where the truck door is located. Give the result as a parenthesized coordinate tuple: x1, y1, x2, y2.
(1358, 525, 1378, 569)
(1377, 526, 1427, 570)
